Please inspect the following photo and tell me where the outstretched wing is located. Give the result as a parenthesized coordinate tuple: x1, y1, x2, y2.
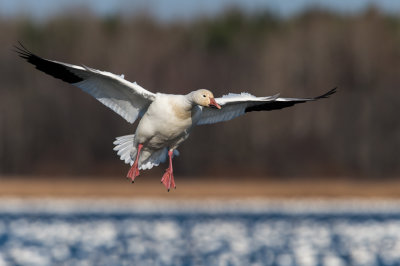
(15, 43, 156, 124)
(195, 88, 337, 125)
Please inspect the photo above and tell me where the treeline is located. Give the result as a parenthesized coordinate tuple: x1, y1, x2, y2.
(0, 7, 399, 178)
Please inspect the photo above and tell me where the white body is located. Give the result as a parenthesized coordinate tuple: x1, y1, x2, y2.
(136, 93, 193, 149)
(130, 94, 194, 168)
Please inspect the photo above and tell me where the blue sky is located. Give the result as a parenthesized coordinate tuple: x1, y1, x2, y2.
(1, 0, 400, 21)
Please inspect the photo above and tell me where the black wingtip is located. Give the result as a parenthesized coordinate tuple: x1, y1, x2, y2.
(13, 42, 33, 59)
(315, 87, 337, 99)
(14, 42, 84, 84)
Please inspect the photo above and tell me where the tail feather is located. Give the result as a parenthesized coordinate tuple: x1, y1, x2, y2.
(115, 135, 134, 141)
(117, 145, 132, 156)
(113, 134, 181, 169)
(139, 149, 180, 170)
(114, 134, 135, 165)
(113, 134, 134, 144)
(139, 148, 168, 170)
(113, 141, 132, 151)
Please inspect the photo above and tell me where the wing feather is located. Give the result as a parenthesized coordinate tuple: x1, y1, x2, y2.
(15, 43, 155, 124)
(196, 88, 336, 125)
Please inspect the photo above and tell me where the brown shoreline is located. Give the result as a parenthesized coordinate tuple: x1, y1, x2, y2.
(1, 176, 400, 199)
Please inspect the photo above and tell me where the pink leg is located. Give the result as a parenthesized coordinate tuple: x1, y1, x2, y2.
(127, 144, 143, 183)
(161, 150, 176, 191)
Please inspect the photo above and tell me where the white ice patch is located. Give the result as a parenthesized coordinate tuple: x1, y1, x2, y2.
(0, 199, 400, 265)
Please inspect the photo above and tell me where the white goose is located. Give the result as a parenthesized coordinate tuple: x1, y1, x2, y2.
(16, 44, 336, 191)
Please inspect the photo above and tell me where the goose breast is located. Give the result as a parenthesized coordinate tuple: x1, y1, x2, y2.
(135, 93, 193, 149)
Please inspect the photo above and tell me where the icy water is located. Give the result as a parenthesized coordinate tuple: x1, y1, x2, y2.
(0, 199, 400, 266)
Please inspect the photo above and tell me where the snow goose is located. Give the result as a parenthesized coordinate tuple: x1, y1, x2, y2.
(15, 44, 336, 191)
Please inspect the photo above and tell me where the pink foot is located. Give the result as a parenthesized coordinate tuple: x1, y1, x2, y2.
(161, 150, 176, 191)
(161, 168, 175, 191)
(127, 162, 140, 183)
(126, 144, 143, 183)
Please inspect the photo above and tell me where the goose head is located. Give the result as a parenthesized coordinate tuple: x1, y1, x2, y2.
(190, 89, 221, 109)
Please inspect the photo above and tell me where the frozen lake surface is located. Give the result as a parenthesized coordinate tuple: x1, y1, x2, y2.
(0, 199, 400, 266)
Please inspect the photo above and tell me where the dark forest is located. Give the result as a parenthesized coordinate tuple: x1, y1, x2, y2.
(1, 7, 399, 179)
